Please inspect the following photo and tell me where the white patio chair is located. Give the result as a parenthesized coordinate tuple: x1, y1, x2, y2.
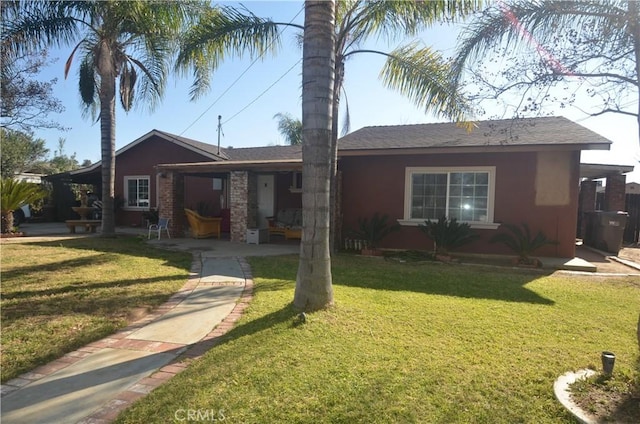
(148, 217, 170, 240)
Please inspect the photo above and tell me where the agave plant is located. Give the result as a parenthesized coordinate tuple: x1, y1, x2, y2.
(420, 216, 479, 256)
(490, 223, 557, 266)
(0, 178, 46, 233)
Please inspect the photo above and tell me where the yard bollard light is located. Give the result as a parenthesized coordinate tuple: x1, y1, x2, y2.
(601, 351, 615, 375)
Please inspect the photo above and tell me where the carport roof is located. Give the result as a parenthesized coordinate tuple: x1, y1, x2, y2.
(580, 163, 635, 180)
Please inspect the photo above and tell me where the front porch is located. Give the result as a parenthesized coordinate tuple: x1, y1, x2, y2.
(156, 159, 305, 243)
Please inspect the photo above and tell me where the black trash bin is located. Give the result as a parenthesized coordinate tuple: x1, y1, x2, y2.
(584, 211, 628, 254)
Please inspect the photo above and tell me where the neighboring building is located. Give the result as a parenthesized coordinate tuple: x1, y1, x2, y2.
(14, 172, 44, 183)
(62, 116, 617, 258)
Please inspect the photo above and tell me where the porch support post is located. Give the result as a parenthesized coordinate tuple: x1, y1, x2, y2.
(578, 179, 597, 238)
(230, 171, 249, 242)
(604, 174, 627, 212)
(158, 170, 184, 237)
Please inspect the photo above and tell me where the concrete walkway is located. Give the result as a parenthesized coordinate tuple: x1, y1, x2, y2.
(0, 223, 300, 424)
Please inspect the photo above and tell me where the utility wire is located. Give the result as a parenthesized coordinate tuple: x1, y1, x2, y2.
(179, 4, 304, 136)
(222, 58, 301, 125)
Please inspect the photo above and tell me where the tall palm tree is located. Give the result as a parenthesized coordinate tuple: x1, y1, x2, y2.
(294, 0, 335, 311)
(3, 1, 201, 236)
(274, 112, 302, 145)
(178, 1, 481, 250)
(451, 0, 640, 141)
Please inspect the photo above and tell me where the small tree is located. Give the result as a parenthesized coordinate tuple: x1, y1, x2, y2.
(0, 178, 46, 233)
(452, 0, 640, 143)
(0, 128, 49, 178)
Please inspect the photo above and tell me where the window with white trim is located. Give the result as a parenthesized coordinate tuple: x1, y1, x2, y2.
(404, 167, 496, 227)
(124, 176, 150, 209)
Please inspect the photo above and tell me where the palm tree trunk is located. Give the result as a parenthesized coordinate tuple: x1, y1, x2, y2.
(293, 0, 335, 311)
(1, 211, 14, 233)
(629, 0, 640, 142)
(97, 41, 117, 237)
(329, 58, 344, 253)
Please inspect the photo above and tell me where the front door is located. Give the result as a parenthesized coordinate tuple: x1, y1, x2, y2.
(257, 174, 275, 228)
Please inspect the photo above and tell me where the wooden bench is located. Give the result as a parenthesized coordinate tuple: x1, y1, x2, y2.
(65, 219, 101, 233)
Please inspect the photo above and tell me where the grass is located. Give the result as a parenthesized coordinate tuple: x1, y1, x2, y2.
(116, 254, 640, 424)
(0, 236, 192, 382)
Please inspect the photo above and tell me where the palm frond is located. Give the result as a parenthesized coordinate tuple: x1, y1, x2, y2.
(2, 1, 86, 57)
(377, 43, 474, 127)
(347, 0, 483, 43)
(0, 178, 46, 213)
(340, 90, 351, 137)
(176, 5, 283, 99)
(490, 222, 557, 260)
(78, 55, 96, 107)
(119, 63, 137, 111)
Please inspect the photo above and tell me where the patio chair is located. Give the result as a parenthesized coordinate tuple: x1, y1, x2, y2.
(184, 208, 222, 239)
(148, 217, 170, 240)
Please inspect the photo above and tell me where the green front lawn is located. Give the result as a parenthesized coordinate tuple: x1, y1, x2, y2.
(1, 236, 192, 382)
(117, 255, 640, 423)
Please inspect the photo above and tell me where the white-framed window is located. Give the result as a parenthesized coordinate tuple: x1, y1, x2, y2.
(124, 176, 150, 209)
(401, 166, 498, 229)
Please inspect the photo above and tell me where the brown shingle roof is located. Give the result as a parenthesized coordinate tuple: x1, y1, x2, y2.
(154, 130, 229, 160)
(338, 116, 611, 151)
(222, 145, 303, 161)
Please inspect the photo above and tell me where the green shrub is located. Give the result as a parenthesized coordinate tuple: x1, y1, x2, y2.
(419, 216, 479, 255)
(350, 212, 400, 249)
(490, 223, 557, 265)
(0, 178, 46, 233)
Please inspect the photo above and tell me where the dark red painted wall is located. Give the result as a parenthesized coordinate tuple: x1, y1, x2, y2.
(114, 135, 218, 226)
(339, 150, 580, 258)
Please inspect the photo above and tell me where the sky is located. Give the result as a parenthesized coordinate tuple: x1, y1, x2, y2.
(30, 1, 640, 183)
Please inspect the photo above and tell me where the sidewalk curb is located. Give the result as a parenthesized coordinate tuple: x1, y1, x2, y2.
(553, 369, 598, 424)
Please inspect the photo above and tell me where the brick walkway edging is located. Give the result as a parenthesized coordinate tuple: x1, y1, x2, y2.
(1, 254, 255, 424)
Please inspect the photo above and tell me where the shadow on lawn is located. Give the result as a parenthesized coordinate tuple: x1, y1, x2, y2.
(250, 255, 555, 305)
(15, 236, 191, 266)
(190, 304, 300, 353)
(1, 289, 177, 321)
(334, 259, 555, 305)
(2, 273, 187, 301)
(2, 254, 118, 281)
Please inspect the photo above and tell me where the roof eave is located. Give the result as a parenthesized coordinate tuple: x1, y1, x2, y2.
(155, 159, 303, 173)
(337, 141, 611, 157)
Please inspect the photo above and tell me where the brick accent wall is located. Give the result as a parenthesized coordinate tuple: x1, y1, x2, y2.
(604, 174, 627, 212)
(158, 171, 185, 237)
(230, 171, 248, 242)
